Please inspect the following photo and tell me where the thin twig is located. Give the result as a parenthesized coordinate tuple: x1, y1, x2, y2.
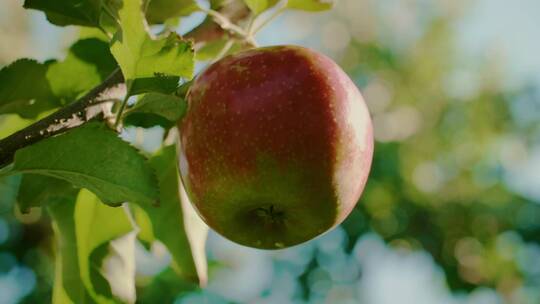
(200, 8, 248, 38)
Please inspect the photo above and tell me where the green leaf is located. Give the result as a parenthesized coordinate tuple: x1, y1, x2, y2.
(49, 189, 135, 304)
(209, 0, 225, 9)
(23, 0, 102, 27)
(46, 38, 118, 103)
(244, 0, 279, 14)
(124, 93, 186, 128)
(110, 0, 195, 95)
(0, 110, 58, 139)
(137, 268, 197, 304)
(131, 93, 186, 123)
(79, 26, 111, 41)
(286, 0, 334, 11)
(49, 197, 94, 304)
(123, 113, 174, 129)
(0, 59, 59, 118)
(137, 144, 208, 284)
(129, 75, 180, 95)
(17, 175, 78, 213)
(0, 115, 31, 139)
(133, 205, 155, 246)
(52, 262, 78, 304)
(13, 122, 159, 207)
(145, 0, 199, 24)
(195, 38, 228, 61)
(0, 116, 32, 140)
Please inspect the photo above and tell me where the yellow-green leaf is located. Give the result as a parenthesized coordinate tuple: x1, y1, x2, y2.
(286, 0, 334, 11)
(110, 0, 195, 94)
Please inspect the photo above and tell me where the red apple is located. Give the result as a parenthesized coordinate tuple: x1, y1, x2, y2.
(178, 45, 373, 249)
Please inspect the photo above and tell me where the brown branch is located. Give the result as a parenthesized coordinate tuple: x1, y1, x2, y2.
(0, 70, 125, 167)
(185, 0, 250, 46)
(0, 1, 250, 169)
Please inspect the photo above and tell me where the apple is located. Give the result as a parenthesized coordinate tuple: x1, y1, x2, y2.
(178, 45, 373, 249)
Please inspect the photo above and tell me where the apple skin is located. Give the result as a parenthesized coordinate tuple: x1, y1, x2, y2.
(178, 45, 373, 249)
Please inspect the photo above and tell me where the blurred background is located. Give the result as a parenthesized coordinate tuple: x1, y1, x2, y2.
(1, 0, 540, 303)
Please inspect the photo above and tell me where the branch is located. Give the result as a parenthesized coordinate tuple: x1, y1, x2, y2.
(185, 0, 250, 48)
(0, 1, 250, 169)
(0, 70, 125, 168)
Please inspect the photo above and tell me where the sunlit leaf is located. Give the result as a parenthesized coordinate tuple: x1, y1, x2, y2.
(195, 39, 228, 61)
(78, 26, 111, 40)
(133, 205, 154, 246)
(0, 110, 59, 139)
(13, 123, 159, 207)
(49, 189, 135, 303)
(49, 193, 93, 304)
(110, 0, 194, 95)
(286, 0, 334, 11)
(0, 116, 33, 140)
(46, 38, 117, 103)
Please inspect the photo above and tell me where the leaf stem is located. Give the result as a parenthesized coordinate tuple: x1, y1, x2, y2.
(123, 204, 140, 233)
(114, 83, 132, 129)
